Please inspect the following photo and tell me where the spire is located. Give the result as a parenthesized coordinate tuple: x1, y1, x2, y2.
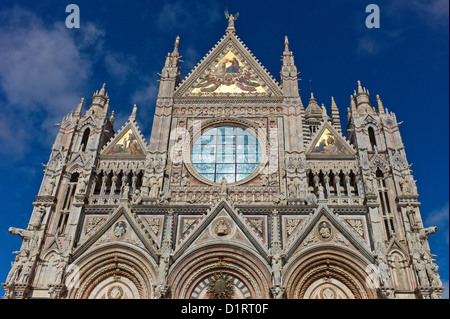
(99, 83, 106, 96)
(350, 94, 356, 112)
(280, 35, 300, 99)
(172, 35, 180, 56)
(357, 80, 364, 94)
(89, 83, 109, 117)
(282, 35, 295, 66)
(305, 92, 322, 119)
(376, 94, 385, 114)
(110, 110, 115, 126)
(331, 96, 342, 133)
(284, 36, 290, 54)
(355, 80, 370, 107)
(74, 98, 84, 118)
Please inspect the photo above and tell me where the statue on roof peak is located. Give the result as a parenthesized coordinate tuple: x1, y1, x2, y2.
(224, 9, 239, 29)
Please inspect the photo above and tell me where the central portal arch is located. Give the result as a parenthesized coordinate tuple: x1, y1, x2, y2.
(169, 244, 271, 299)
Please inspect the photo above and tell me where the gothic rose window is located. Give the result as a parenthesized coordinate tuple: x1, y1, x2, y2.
(191, 126, 261, 183)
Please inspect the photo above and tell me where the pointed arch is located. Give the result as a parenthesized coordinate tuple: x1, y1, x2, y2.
(368, 126, 377, 151)
(80, 128, 90, 152)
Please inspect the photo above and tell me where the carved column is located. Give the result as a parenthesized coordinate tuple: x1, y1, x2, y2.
(334, 175, 341, 198)
(323, 174, 330, 199)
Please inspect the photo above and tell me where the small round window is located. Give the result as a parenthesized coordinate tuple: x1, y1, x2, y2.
(191, 126, 261, 183)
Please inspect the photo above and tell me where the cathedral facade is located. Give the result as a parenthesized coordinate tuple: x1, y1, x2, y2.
(2, 16, 444, 299)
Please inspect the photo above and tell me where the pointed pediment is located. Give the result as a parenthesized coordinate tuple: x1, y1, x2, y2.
(42, 236, 63, 256)
(306, 122, 356, 159)
(386, 236, 408, 256)
(72, 205, 159, 261)
(175, 33, 282, 98)
(173, 200, 269, 262)
(100, 120, 147, 158)
(285, 204, 373, 261)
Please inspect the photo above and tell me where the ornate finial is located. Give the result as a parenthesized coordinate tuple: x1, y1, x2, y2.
(224, 8, 239, 31)
(357, 80, 363, 94)
(376, 94, 385, 113)
(331, 96, 336, 106)
(74, 98, 84, 117)
(284, 35, 289, 52)
(99, 83, 106, 96)
(173, 35, 180, 54)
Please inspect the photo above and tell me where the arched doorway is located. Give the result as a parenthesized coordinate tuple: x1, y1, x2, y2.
(66, 244, 157, 299)
(169, 245, 271, 299)
(285, 250, 376, 299)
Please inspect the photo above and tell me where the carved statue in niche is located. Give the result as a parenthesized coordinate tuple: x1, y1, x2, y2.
(122, 183, 130, 199)
(426, 262, 442, 288)
(220, 176, 228, 196)
(45, 175, 56, 196)
(287, 181, 297, 199)
(29, 206, 45, 230)
(377, 256, 391, 288)
(6, 250, 28, 283)
(413, 250, 430, 287)
(270, 248, 283, 286)
(77, 173, 87, 194)
(180, 171, 189, 186)
(399, 175, 412, 195)
(150, 177, 162, 198)
(317, 185, 325, 200)
(52, 254, 66, 284)
(365, 174, 375, 194)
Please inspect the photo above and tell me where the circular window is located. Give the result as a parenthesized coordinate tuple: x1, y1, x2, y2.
(191, 126, 261, 184)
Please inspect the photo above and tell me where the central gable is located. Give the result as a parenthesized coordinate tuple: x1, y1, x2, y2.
(175, 34, 282, 98)
(191, 50, 267, 95)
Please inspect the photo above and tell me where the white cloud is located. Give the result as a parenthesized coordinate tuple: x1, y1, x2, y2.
(356, 37, 382, 56)
(131, 78, 159, 127)
(104, 52, 136, 84)
(425, 202, 449, 226)
(0, 6, 105, 161)
(389, 0, 449, 26)
(155, 0, 221, 33)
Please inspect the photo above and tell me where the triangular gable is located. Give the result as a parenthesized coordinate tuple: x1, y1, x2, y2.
(284, 204, 373, 261)
(386, 236, 408, 257)
(306, 122, 356, 159)
(42, 235, 63, 256)
(72, 205, 159, 261)
(175, 33, 282, 98)
(100, 121, 147, 158)
(172, 200, 269, 262)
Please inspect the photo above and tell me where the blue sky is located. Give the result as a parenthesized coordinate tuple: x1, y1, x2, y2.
(0, 0, 448, 298)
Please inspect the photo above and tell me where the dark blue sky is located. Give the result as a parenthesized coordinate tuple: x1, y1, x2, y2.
(0, 0, 448, 297)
